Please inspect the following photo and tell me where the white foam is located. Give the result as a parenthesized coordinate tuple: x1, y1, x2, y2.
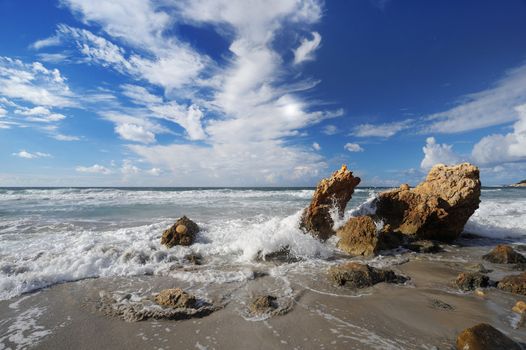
(0, 306, 52, 349)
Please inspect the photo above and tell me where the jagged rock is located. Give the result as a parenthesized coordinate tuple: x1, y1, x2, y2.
(336, 216, 402, 256)
(455, 272, 490, 291)
(405, 240, 442, 253)
(154, 288, 196, 308)
(483, 245, 526, 264)
(301, 165, 361, 240)
(375, 163, 481, 242)
(249, 295, 277, 315)
(161, 216, 199, 248)
(498, 272, 526, 296)
(429, 299, 455, 311)
(513, 300, 526, 314)
(184, 253, 202, 265)
(455, 323, 521, 350)
(328, 262, 407, 288)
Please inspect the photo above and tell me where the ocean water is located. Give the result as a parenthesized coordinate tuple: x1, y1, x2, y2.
(0, 187, 525, 301)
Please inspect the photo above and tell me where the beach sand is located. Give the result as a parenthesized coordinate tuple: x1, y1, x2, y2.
(1, 237, 525, 350)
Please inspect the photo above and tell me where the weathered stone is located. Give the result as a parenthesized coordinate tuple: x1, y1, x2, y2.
(455, 272, 490, 291)
(161, 216, 199, 248)
(466, 263, 492, 273)
(336, 216, 403, 256)
(483, 245, 526, 264)
(375, 163, 481, 242)
(249, 295, 277, 315)
(154, 288, 196, 308)
(455, 323, 521, 350)
(512, 300, 526, 314)
(498, 272, 526, 296)
(429, 299, 454, 311)
(301, 165, 361, 240)
(328, 262, 407, 288)
(405, 240, 442, 253)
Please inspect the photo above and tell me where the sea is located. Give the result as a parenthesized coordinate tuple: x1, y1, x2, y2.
(0, 187, 525, 301)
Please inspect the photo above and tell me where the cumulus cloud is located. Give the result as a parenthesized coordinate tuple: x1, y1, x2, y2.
(121, 160, 140, 175)
(75, 164, 112, 174)
(420, 137, 462, 170)
(425, 62, 526, 133)
(472, 104, 526, 165)
(293, 32, 322, 64)
(14, 106, 66, 122)
(352, 119, 413, 138)
(115, 123, 156, 144)
(322, 124, 338, 135)
(344, 143, 364, 152)
(12, 150, 52, 159)
(312, 142, 321, 151)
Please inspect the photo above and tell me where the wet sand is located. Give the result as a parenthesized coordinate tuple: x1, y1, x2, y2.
(1, 238, 525, 350)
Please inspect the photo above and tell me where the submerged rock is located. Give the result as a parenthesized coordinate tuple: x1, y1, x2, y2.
(154, 288, 196, 308)
(455, 323, 521, 350)
(483, 245, 526, 264)
(498, 272, 526, 296)
(455, 272, 490, 291)
(336, 216, 403, 256)
(328, 262, 407, 288)
(249, 295, 278, 315)
(161, 216, 199, 248)
(405, 240, 442, 253)
(300, 165, 361, 240)
(375, 163, 481, 242)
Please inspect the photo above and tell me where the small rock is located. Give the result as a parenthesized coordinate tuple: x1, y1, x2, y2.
(455, 272, 490, 291)
(328, 262, 407, 288)
(185, 253, 202, 265)
(249, 295, 277, 315)
(498, 272, 526, 296)
(161, 216, 199, 248)
(512, 300, 526, 314)
(429, 299, 454, 311)
(154, 288, 196, 308)
(474, 289, 486, 297)
(482, 244, 526, 264)
(455, 323, 521, 350)
(405, 240, 442, 253)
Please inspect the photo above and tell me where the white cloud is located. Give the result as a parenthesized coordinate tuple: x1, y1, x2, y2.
(37, 53, 70, 63)
(53, 134, 80, 141)
(75, 164, 112, 174)
(472, 104, 526, 165)
(14, 106, 66, 122)
(31, 35, 62, 50)
(352, 119, 413, 138)
(344, 143, 364, 152)
(312, 142, 321, 151)
(147, 167, 161, 176)
(420, 137, 462, 170)
(0, 107, 6, 116)
(121, 84, 162, 105)
(322, 124, 338, 135)
(425, 63, 526, 133)
(12, 150, 52, 159)
(293, 32, 322, 64)
(121, 160, 140, 175)
(115, 123, 156, 144)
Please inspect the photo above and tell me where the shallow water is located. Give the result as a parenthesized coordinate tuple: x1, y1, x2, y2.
(0, 187, 525, 301)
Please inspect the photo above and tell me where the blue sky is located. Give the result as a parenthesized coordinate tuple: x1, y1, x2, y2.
(1, 0, 526, 186)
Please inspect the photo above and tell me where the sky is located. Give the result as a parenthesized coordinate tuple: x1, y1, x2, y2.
(1, 0, 526, 187)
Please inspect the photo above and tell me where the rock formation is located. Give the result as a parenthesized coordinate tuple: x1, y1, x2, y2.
(161, 216, 199, 248)
(374, 163, 481, 242)
(483, 245, 526, 264)
(301, 165, 361, 240)
(456, 323, 521, 350)
(498, 272, 526, 296)
(154, 288, 197, 308)
(328, 262, 407, 288)
(454, 272, 490, 291)
(249, 295, 278, 315)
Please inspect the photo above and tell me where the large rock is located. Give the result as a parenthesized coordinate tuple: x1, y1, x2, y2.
(154, 288, 197, 308)
(249, 295, 278, 315)
(483, 245, 526, 264)
(336, 216, 403, 256)
(455, 272, 490, 291)
(455, 323, 521, 350)
(301, 165, 361, 240)
(161, 216, 199, 248)
(374, 163, 481, 242)
(498, 272, 526, 296)
(328, 262, 407, 288)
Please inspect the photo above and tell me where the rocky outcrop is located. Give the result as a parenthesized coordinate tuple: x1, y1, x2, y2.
(154, 288, 196, 308)
(498, 272, 526, 296)
(510, 179, 526, 187)
(328, 262, 407, 288)
(455, 272, 490, 291)
(336, 216, 403, 256)
(483, 245, 526, 264)
(301, 165, 361, 240)
(374, 163, 481, 242)
(249, 295, 278, 315)
(456, 323, 521, 350)
(161, 216, 199, 248)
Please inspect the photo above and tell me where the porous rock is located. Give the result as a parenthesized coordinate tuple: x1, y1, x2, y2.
(154, 288, 196, 308)
(455, 323, 521, 350)
(455, 272, 490, 291)
(498, 272, 526, 296)
(328, 262, 407, 288)
(161, 216, 199, 248)
(482, 245, 526, 264)
(301, 165, 361, 240)
(249, 295, 278, 315)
